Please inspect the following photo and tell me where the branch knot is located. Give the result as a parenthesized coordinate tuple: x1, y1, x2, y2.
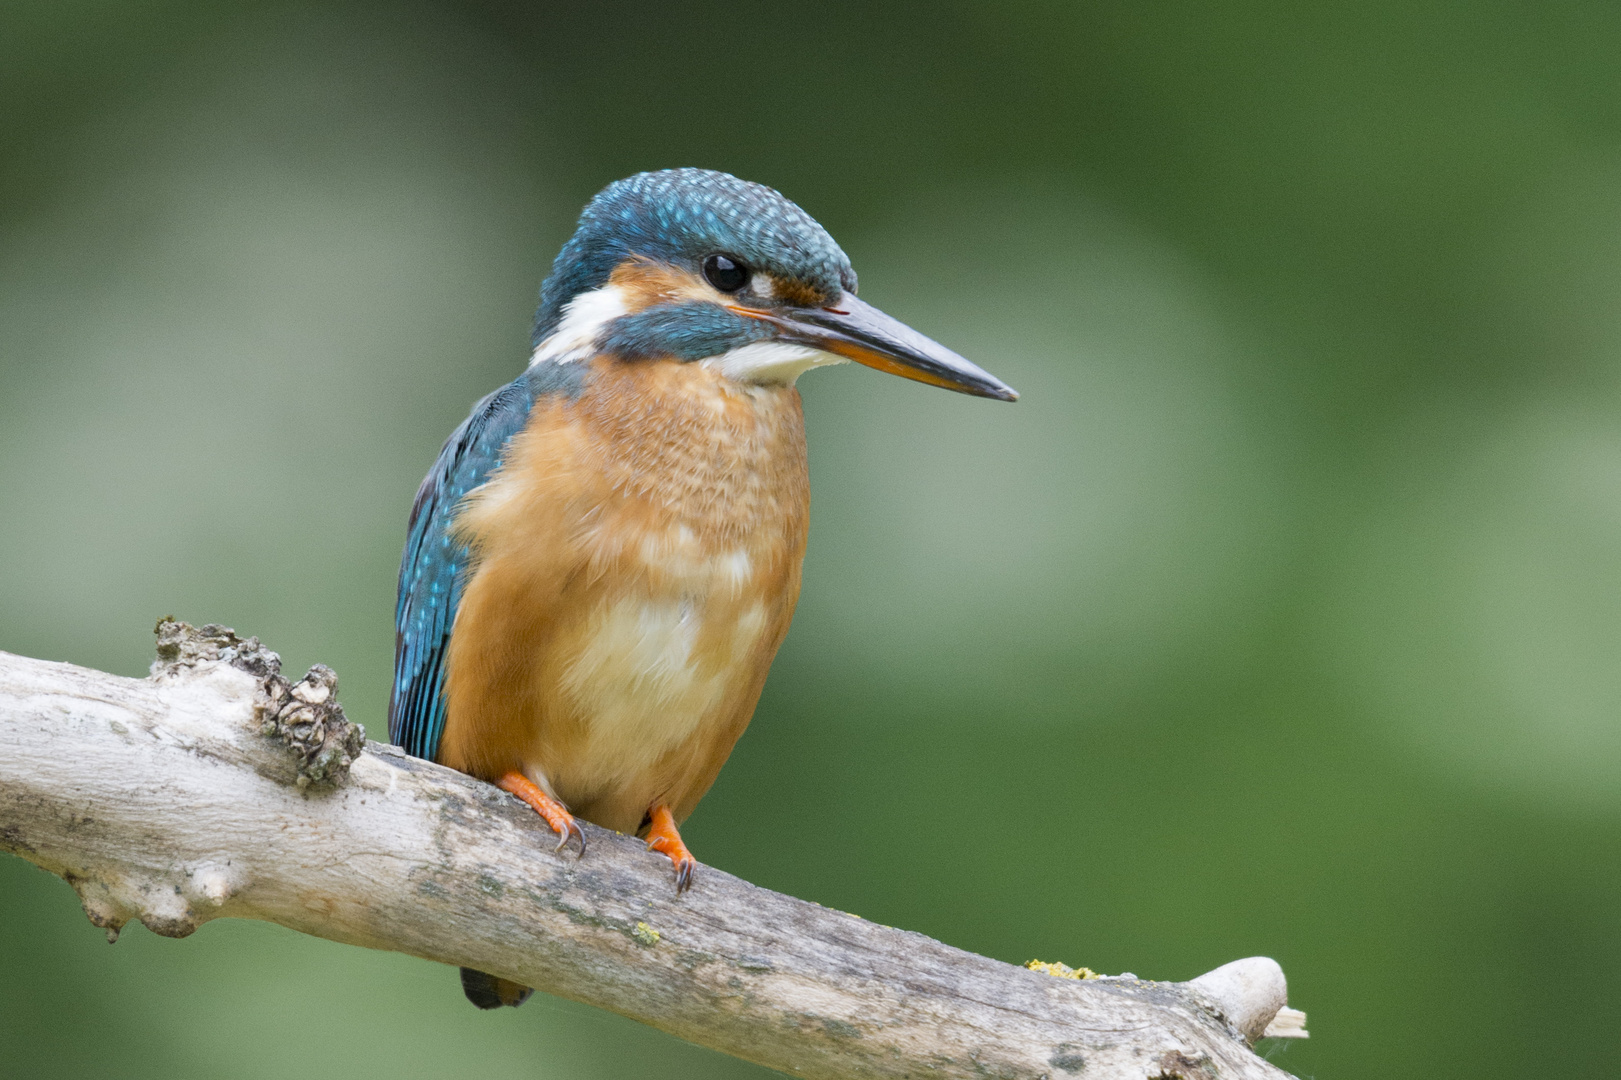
(260, 664, 364, 788)
(153, 618, 364, 788)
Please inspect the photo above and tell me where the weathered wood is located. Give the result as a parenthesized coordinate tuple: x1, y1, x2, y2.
(0, 624, 1304, 1080)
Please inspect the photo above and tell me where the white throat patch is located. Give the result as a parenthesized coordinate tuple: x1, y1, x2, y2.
(529, 283, 630, 367)
(701, 341, 848, 386)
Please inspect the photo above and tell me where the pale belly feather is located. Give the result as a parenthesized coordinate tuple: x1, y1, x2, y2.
(556, 574, 769, 793)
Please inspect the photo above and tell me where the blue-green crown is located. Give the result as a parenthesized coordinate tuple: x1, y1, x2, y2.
(532, 168, 857, 346)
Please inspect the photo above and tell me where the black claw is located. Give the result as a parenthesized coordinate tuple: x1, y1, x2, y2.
(674, 860, 695, 894)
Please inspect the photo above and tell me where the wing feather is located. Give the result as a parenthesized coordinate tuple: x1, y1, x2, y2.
(388, 373, 541, 760)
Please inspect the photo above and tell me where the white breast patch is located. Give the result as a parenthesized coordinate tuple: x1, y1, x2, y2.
(560, 597, 767, 786)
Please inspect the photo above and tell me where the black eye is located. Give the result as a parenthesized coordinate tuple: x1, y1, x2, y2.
(702, 253, 749, 293)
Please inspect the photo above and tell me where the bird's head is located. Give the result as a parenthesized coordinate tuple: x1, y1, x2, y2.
(530, 169, 1017, 401)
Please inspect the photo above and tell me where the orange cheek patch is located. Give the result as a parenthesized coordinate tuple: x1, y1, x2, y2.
(608, 257, 713, 311)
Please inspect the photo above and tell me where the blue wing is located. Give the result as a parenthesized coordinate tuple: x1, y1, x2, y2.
(388, 373, 540, 761)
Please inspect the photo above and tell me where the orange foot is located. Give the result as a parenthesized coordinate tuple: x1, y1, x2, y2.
(497, 771, 585, 857)
(645, 804, 697, 893)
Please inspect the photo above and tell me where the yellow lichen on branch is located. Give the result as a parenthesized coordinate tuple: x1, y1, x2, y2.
(1025, 959, 1099, 980)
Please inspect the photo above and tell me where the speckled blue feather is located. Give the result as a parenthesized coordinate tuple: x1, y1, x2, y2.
(389, 360, 586, 761)
(532, 168, 856, 346)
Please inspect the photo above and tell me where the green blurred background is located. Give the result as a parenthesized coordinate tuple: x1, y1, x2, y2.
(3, 2, 1620, 1076)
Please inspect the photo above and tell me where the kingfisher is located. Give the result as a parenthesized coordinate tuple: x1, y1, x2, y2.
(389, 168, 1015, 1008)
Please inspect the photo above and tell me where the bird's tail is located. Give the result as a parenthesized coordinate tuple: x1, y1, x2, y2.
(460, 967, 533, 1009)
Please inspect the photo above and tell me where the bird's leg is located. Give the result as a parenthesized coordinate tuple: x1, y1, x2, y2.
(497, 771, 585, 857)
(644, 803, 697, 893)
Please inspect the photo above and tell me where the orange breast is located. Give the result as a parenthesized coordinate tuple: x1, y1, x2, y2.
(438, 356, 809, 833)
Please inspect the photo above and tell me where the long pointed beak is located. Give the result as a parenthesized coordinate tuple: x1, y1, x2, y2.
(730, 292, 1018, 401)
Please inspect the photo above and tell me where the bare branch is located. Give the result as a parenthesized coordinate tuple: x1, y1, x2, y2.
(0, 622, 1305, 1080)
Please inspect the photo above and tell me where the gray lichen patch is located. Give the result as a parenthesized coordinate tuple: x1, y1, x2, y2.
(0, 823, 38, 857)
(819, 1017, 861, 1040)
(1151, 1051, 1218, 1080)
(1048, 1048, 1086, 1074)
(152, 618, 365, 789)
